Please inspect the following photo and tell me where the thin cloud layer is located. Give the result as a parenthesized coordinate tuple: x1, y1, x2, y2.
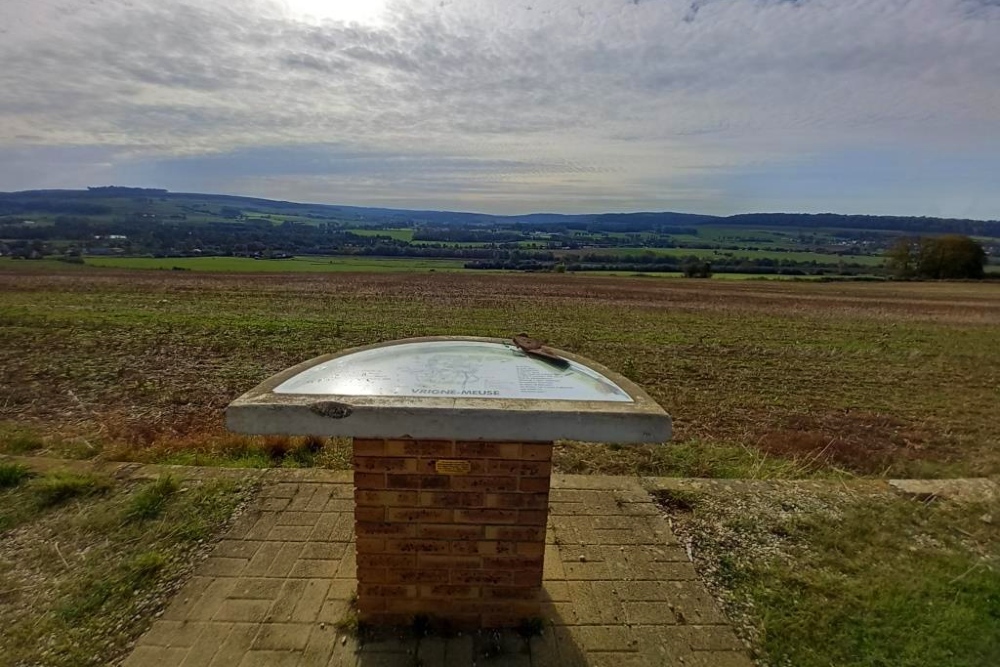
(1, 0, 998, 216)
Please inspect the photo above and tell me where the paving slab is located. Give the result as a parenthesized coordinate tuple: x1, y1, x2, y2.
(119, 472, 748, 666)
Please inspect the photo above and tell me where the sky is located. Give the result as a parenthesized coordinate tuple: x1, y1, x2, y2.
(1, 0, 999, 218)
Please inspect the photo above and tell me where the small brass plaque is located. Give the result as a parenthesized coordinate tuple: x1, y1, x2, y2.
(435, 459, 472, 475)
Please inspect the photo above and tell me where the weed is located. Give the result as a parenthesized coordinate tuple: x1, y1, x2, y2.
(33, 472, 111, 508)
(335, 608, 361, 635)
(125, 475, 179, 521)
(263, 435, 292, 461)
(0, 462, 32, 489)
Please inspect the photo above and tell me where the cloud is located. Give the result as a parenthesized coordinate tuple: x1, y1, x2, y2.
(0, 0, 998, 216)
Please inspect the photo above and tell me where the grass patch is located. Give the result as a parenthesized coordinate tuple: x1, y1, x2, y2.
(555, 440, 821, 479)
(101, 434, 352, 470)
(5, 433, 44, 454)
(0, 462, 31, 489)
(0, 469, 251, 666)
(666, 487, 1000, 667)
(33, 472, 112, 508)
(57, 551, 168, 622)
(124, 475, 179, 521)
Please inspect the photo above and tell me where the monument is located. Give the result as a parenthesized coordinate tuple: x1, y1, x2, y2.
(227, 336, 671, 628)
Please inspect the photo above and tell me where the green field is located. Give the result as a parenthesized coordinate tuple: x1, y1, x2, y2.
(562, 246, 886, 265)
(80, 255, 468, 272)
(2, 268, 999, 479)
(348, 228, 415, 241)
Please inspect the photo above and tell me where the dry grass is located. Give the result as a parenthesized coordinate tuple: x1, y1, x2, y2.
(2, 268, 999, 477)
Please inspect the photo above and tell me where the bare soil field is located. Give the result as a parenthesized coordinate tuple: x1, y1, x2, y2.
(2, 268, 999, 478)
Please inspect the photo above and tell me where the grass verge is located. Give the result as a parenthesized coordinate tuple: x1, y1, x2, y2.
(0, 468, 253, 667)
(658, 486, 1000, 667)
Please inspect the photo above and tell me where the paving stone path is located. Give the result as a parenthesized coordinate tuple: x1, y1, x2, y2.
(123, 472, 752, 667)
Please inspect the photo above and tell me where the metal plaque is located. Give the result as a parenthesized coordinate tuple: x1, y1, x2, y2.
(435, 460, 472, 475)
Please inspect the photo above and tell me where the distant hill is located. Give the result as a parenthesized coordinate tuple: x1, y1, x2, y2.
(1, 187, 998, 237)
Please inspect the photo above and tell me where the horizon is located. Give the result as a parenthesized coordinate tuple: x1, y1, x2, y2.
(7, 186, 1000, 223)
(3, 1, 1000, 219)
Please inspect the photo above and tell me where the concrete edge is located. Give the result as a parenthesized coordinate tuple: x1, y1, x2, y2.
(641, 476, 1000, 503)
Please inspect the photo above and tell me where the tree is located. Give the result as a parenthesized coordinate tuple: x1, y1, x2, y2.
(887, 235, 986, 280)
(886, 237, 917, 278)
(682, 261, 712, 278)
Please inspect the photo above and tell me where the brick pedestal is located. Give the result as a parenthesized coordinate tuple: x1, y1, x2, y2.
(351, 438, 552, 629)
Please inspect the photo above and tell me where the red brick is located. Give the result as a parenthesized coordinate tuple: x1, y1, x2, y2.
(450, 477, 518, 493)
(355, 506, 385, 522)
(353, 439, 385, 456)
(486, 526, 546, 541)
(451, 570, 512, 586)
(359, 584, 416, 598)
(385, 598, 434, 615)
(486, 493, 548, 509)
(357, 554, 416, 568)
(420, 584, 479, 599)
(356, 567, 387, 583)
(450, 540, 516, 556)
(417, 554, 481, 569)
(385, 440, 454, 457)
(354, 457, 416, 473)
(456, 442, 521, 459)
(356, 522, 415, 537)
(512, 569, 544, 587)
(356, 537, 385, 553)
(516, 541, 545, 557)
(356, 490, 418, 506)
(420, 491, 485, 508)
(354, 473, 386, 489)
(518, 477, 550, 493)
(357, 597, 385, 613)
(385, 474, 422, 489)
(417, 524, 484, 540)
(385, 539, 449, 554)
(517, 510, 547, 525)
(383, 569, 450, 584)
(520, 444, 553, 461)
(417, 475, 450, 490)
(482, 587, 539, 601)
(482, 556, 544, 570)
(487, 460, 552, 477)
(455, 509, 518, 524)
(387, 508, 452, 523)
